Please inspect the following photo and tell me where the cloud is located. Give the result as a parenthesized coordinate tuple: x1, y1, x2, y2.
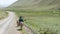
(0, 0, 18, 7)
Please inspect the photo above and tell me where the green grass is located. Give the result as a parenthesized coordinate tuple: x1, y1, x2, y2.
(0, 10, 8, 20)
(11, 10, 60, 34)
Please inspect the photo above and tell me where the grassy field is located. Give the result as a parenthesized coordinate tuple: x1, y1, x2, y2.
(10, 10, 60, 34)
(0, 10, 8, 20)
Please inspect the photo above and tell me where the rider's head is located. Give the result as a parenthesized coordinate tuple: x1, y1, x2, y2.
(20, 16, 22, 18)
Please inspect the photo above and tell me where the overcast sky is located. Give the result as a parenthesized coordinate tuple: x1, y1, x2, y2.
(0, 0, 18, 7)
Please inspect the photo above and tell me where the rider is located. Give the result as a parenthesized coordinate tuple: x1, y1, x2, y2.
(19, 16, 24, 30)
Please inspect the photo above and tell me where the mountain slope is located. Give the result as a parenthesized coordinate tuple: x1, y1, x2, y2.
(8, 0, 60, 10)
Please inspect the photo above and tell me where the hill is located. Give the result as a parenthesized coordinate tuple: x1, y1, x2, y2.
(7, 0, 60, 10)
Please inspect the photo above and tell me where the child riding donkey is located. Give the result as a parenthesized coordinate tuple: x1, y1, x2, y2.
(17, 16, 24, 30)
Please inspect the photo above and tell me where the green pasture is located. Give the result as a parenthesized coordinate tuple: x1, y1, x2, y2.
(12, 10, 60, 34)
(0, 10, 8, 20)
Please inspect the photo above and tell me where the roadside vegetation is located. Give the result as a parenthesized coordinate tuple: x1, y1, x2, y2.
(0, 10, 8, 20)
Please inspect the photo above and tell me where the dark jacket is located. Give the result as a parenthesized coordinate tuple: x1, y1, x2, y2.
(19, 17, 24, 22)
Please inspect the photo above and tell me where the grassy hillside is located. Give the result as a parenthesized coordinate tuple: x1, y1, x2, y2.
(0, 10, 8, 20)
(10, 10, 60, 34)
(8, 0, 60, 10)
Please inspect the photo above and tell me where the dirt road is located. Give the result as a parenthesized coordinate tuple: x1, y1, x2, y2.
(0, 12, 22, 34)
(0, 11, 34, 34)
(5, 12, 22, 34)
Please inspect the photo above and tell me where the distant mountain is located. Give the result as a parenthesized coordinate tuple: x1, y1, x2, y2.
(8, 0, 60, 10)
(0, 5, 4, 8)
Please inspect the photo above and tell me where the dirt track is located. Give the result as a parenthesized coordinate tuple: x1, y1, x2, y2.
(0, 11, 34, 34)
